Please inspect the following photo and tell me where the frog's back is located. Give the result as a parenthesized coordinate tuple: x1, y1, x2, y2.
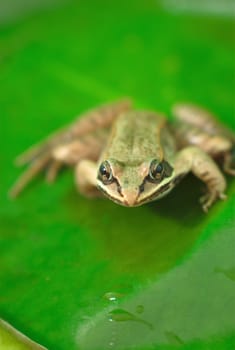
(104, 110, 175, 164)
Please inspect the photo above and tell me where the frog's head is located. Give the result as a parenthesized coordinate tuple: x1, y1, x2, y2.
(96, 158, 175, 207)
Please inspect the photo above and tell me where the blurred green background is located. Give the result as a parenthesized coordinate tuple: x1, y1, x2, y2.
(0, 0, 235, 349)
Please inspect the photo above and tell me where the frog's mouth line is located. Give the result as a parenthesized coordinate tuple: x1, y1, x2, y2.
(130, 173, 187, 206)
(97, 172, 187, 207)
(97, 179, 142, 207)
(96, 184, 130, 207)
(137, 181, 173, 205)
(97, 179, 168, 207)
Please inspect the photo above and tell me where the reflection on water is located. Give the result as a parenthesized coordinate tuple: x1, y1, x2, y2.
(108, 308, 153, 331)
(165, 330, 184, 345)
(214, 267, 235, 281)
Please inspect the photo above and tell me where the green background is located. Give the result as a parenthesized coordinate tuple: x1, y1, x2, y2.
(0, 1, 235, 349)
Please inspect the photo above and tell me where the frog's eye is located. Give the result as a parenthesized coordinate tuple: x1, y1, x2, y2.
(149, 160, 164, 181)
(98, 160, 114, 184)
(149, 159, 173, 182)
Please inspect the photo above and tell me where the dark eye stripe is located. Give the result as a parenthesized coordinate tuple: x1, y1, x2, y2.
(97, 177, 123, 202)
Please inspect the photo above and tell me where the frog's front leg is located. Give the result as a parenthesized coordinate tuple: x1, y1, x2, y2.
(75, 160, 100, 197)
(174, 146, 226, 212)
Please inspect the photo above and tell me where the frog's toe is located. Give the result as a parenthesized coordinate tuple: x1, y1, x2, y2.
(223, 158, 235, 176)
(227, 169, 235, 176)
(224, 166, 235, 176)
(199, 191, 227, 212)
(9, 153, 51, 198)
(45, 160, 63, 183)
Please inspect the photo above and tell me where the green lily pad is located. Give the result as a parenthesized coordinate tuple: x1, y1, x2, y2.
(0, 1, 234, 349)
(0, 319, 47, 349)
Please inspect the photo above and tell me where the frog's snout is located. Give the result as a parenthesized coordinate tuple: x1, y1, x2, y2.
(122, 188, 139, 206)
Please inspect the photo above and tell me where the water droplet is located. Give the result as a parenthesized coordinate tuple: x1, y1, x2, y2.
(136, 304, 144, 314)
(103, 292, 124, 302)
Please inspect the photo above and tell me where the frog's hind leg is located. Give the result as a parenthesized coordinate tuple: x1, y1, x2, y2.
(10, 99, 131, 197)
(172, 103, 229, 134)
(172, 104, 235, 176)
(16, 98, 132, 166)
(9, 129, 108, 198)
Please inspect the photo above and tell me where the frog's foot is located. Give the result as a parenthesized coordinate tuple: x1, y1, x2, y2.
(199, 190, 227, 213)
(9, 137, 103, 198)
(9, 153, 52, 198)
(9, 154, 67, 198)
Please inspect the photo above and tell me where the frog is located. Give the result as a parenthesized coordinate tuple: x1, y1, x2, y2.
(9, 99, 235, 212)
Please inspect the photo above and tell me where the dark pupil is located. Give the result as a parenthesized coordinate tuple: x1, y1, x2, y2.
(99, 161, 113, 183)
(149, 160, 164, 181)
(149, 159, 173, 182)
(155, 164, 163, 174)
(100, 164, 109, 177)
(152, 162, 163, 177)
